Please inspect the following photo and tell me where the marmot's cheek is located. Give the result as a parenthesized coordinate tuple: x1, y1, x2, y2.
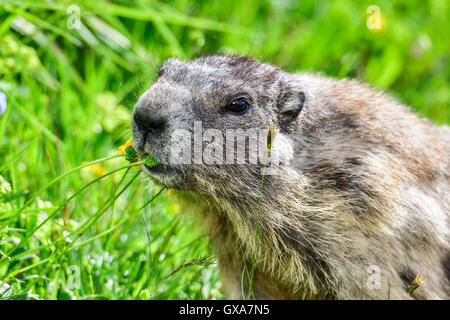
(167, 129, 194, 165)
(264, 134, 294, 175)
(274, 134, 295, 162)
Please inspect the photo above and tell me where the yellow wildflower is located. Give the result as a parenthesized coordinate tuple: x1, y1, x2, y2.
(118, 139, 133, 153)
(82, 163, 105, 176)
(266, 125, 278, 157)
(407, 275, 424, 295)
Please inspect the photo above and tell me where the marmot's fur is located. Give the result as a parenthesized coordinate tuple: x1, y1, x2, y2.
(132, 55, 449, 299)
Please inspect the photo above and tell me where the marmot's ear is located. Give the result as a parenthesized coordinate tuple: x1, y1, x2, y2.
(276, 79, 306, 126)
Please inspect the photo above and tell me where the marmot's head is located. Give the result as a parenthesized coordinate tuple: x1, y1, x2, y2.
(132, 55, 305, 193)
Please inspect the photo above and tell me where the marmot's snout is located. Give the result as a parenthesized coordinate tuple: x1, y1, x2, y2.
(133, 105, 166, 137)
(131, 85, 172, 156)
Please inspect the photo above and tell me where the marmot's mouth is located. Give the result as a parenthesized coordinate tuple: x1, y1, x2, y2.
(142, 162, 186, 189)
(143, 162, 178, 176)
(144, 163, 163, 172)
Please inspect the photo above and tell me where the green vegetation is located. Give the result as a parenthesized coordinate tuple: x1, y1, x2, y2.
(0, 0, 448, 300)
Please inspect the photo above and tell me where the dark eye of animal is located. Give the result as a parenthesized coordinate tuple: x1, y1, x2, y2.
(225, 99, 249, 114)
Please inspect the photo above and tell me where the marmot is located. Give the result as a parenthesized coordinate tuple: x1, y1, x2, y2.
(132, 54, 449, 299)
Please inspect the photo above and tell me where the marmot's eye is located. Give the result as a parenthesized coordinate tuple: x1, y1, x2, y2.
(225, 99, 249, 114)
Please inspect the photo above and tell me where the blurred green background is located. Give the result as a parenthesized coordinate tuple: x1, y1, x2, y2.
(0, 0, 448, 300)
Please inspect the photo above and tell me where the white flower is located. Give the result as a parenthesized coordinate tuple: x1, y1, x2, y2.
(0, 175, 11, 195)
(0, 91, 6, 115)
(63, 230, 73, 243)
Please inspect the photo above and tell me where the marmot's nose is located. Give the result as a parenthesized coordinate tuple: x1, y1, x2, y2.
(133, 107, 165, 135)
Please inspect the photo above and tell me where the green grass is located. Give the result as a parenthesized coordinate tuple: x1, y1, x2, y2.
(0, 0, 448, 300)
